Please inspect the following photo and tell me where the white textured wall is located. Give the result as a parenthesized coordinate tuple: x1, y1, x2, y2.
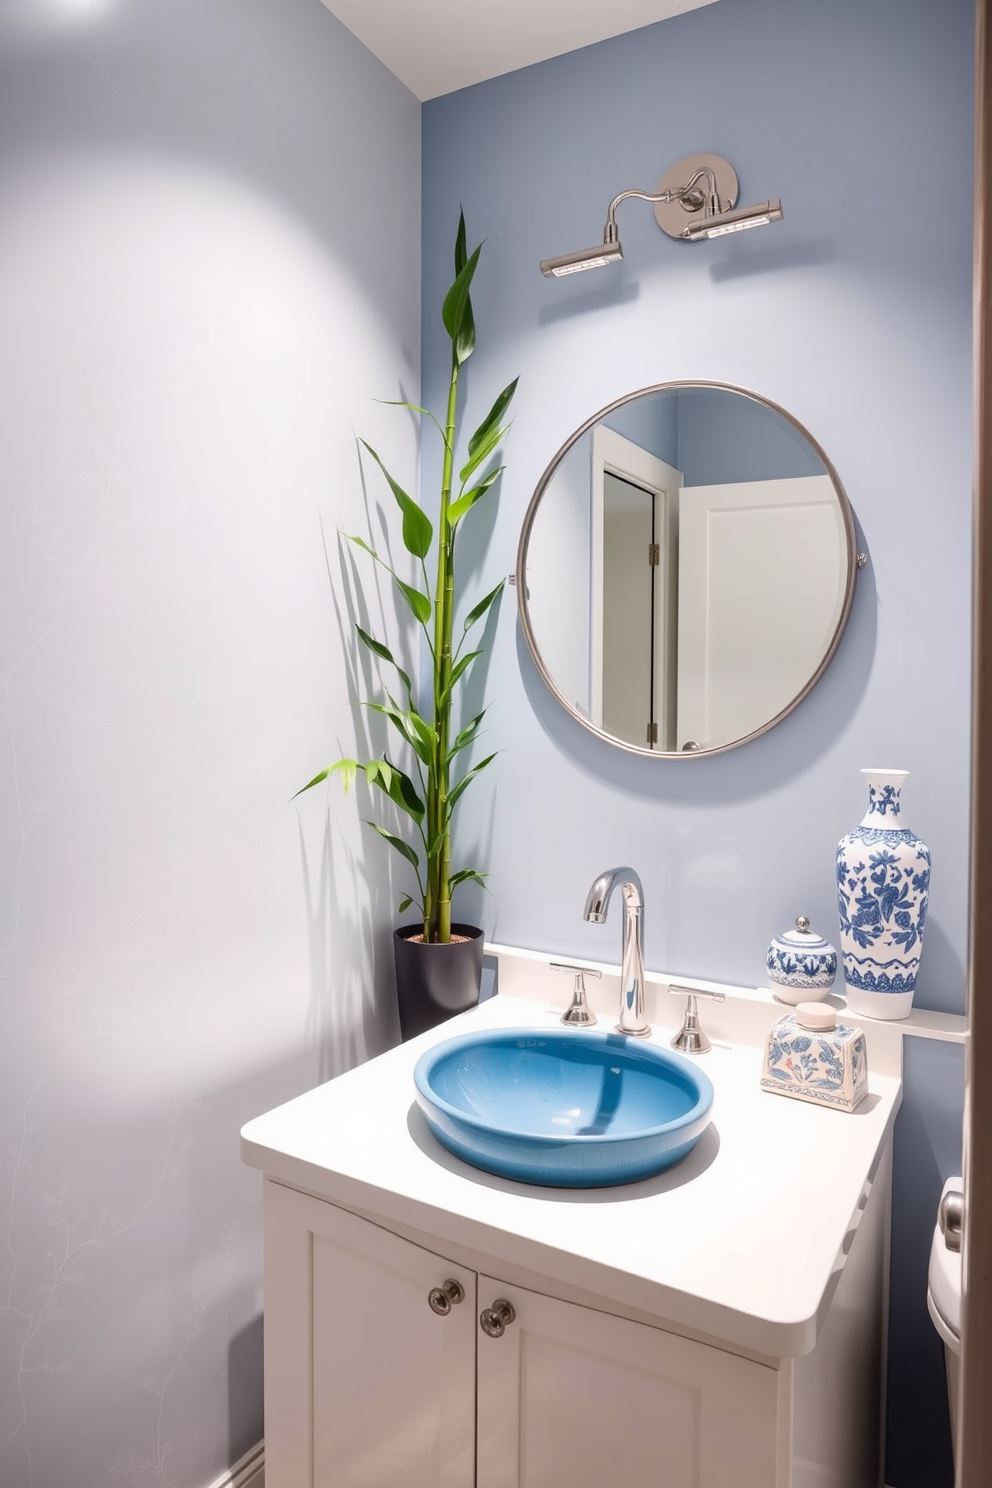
(0, 2, 420, 1484)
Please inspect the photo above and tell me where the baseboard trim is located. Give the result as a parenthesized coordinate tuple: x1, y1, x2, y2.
(206, 1441, 264, 1488)
(205, 1442, 894, 1488)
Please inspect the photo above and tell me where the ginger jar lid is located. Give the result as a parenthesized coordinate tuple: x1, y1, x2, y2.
(766, 916, 839, 999)
(775, 916, 834, 950)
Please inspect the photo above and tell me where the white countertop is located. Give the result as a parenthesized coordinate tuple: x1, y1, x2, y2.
(241, 988, 902, 1359)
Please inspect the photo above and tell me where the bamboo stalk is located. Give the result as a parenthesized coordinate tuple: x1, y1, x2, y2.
(428, 356, 460, 943)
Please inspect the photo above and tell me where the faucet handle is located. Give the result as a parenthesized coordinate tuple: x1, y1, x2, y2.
(668, 983, 726, 1003)
(669, 985, 725, 1054)
(551, 963, 600, 1028)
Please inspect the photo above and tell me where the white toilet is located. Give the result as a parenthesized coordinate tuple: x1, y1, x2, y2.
(927, 1176, 963, 1459)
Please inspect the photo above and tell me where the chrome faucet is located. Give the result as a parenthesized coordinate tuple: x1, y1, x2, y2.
(583, 867, 650, 1037)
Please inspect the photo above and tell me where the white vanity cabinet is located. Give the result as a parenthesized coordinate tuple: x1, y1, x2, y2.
(243, 990, 904, 1488)
(263, 1181, 780, 1488)
(474, 1271, 778, 1488)
(265, 1185, 477, 1487)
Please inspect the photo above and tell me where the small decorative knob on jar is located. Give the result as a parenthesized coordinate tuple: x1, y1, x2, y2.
(766, 916, 838, 1005)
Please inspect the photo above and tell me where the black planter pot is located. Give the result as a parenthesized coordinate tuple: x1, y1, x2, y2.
(393, 923, 484, 1042)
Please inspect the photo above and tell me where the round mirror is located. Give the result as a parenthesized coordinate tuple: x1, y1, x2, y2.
(516, 382, 858, 757)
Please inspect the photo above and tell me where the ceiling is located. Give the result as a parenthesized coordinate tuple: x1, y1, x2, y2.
(319, 0, 721, 102)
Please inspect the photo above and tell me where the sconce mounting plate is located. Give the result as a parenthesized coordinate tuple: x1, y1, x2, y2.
(654, 153, 739, 240)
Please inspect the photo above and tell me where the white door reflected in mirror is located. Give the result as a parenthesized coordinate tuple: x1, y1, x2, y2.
(517, 383, 858, 758)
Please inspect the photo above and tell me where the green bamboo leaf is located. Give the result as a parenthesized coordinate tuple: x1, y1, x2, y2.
(396, 579, 432, 625)
(467, 379, 518, 462)
(355, 626, 412, 697)
(292, 758, 358, 800)
(345, 534, 381, 561)
(459, 418, 507, 484)
(447, 709, 487, 763)
(441, 245, 482, 365)
(365, 822, 420, 870)
(451, 212, 474, 363)
(448, 869, 489, 891)
(462, 580, 505, 634)
(448, 469, 501, 528)
(377, 400, 446, 443)
(364, 758, 394, 792)
(454, 209, 468, 275)
(292, 767, 331, 799)
(344, 535, 432, 627)
(440, 649, 482, 707)
(369, 700, 436, 758)
(456, 291, 476, 365)
(361, 440, 433, 560)
(365, 702, 432, 765)
(398, 894, 415, 914)
(447, 753, 497, 814)
(365, 757, 425, 822)
(391, 701, 435, 756)
(331, 758, 360, 794)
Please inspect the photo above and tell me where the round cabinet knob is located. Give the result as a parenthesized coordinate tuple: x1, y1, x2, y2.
(479, 1298, 516, 1338)
(428, 1279, 466, 1316)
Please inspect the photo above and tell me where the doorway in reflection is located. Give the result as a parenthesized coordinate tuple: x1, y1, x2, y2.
(520, 384, 855, 756)
(601, 472, 659, 748)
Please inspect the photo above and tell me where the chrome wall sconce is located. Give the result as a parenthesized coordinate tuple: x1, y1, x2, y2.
(540, 152, 783, 277)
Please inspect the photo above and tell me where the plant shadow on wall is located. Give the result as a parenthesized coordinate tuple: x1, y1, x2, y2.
(516, 528, 878, 807)
(295, 515, 408, 1082)
(297, 213, 518, 1041)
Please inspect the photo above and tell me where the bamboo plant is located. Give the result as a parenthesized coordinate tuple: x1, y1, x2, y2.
(297, 213, 517, 945)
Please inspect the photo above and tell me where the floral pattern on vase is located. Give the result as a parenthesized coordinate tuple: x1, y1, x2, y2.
(836, 769, 930, 1021)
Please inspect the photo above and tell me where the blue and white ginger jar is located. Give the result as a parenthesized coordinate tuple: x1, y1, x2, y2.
(836, 769, 930, 1021)
(766, 916, 837, 1003)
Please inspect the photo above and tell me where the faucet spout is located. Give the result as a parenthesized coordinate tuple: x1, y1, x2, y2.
(583, 867, 650, 1037)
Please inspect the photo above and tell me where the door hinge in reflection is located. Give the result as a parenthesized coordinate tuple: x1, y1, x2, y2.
(648, 543, 660, 566)
(647, 722, 659, 745)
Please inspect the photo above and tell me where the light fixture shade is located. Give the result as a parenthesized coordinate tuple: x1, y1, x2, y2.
(539, 157, 783, 278)
(540, 238, 623, 278)
(682, 199, 783, 241)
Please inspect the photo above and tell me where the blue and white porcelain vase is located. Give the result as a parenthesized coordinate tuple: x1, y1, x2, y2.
(836, 769, 931, 1020)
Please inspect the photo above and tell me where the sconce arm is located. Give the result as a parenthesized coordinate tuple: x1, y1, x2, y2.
(604, 167, 722, 238)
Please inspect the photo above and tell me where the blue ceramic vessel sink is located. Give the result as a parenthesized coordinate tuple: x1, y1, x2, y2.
(413, 1027, 714, 1188)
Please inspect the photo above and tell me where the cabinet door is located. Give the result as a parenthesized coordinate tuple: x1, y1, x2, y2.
(476, 1277, 779, 1488)
(264, 1183, 476, 1488)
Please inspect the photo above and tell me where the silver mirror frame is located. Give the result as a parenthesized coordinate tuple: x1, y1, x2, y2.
(515, 380, 860, 759)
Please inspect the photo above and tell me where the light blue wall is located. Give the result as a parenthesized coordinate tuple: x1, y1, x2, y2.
(422, 1, 971, 1484)
(0, 3, 420, 1485)
(603, 392, 679, 464)
(603, 385, 827, 479)
(675, 386, 827, 483)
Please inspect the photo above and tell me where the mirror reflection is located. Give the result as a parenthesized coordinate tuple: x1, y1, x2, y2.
(518, 384, 856, 756)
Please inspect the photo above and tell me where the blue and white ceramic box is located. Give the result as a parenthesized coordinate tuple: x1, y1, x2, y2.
(760, 1003, 868, 1113)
